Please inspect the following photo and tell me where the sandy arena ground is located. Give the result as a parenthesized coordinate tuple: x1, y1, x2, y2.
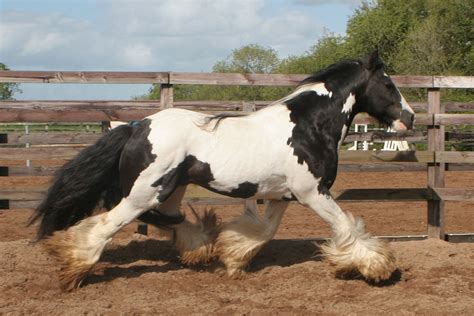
(1, 171, 473, 314)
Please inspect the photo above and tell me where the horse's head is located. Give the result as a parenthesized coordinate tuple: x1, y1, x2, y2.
(357, 51, 415, 131)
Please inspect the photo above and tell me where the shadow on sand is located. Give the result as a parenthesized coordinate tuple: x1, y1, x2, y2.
(85, 238, 322, 286)
(85, 238, 400, 287)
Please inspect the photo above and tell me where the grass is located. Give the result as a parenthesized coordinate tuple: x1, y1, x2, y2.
(0, 123, 103, 133)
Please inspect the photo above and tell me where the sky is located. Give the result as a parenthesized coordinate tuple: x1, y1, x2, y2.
(0, 0, 362, 100)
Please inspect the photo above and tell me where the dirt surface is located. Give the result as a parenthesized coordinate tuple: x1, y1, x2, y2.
(1, 171, 473, 314)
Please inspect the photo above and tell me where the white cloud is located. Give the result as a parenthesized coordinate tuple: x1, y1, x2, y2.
(0, 0, 354, 99)
(1, 0, 325, 72)
(293, 0, 361, 5)
(121, 44, 154, 68)
(21, 32, 66, 55)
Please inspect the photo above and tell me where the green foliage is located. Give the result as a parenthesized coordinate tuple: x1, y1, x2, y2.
(0, 63, 21, 100)
(0, 123, 101, 133)
(145, 1, 473, 103)
(212, 43, 279, 74)
(278, 34, 349, 74)
(338, 0, 473, 102)
(148, 44, 288, 101)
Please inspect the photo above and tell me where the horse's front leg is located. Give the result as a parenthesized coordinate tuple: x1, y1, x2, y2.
(296, 189, 396, 282)
(215, 200, 289, 278)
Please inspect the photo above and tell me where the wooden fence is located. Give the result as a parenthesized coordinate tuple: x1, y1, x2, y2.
(0, 71, 473, 242)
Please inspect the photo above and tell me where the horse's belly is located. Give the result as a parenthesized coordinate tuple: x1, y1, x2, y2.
(205, 170, 291, 200)
(253, 174, 291, 199)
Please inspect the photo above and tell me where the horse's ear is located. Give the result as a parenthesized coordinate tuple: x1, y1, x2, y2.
(364, 49, 383, 71)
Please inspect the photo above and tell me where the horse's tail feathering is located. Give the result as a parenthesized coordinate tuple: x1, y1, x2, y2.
(28, 124, 135, 240)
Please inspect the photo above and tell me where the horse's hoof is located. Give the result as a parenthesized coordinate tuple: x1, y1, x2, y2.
(174, 208, 219, 265)
(42, 215, 107, 291)
(322, 235, 397, 283)
(43, 230, 94, 291)
(227, 267, 247, 280)
(356, 245, 396, 282)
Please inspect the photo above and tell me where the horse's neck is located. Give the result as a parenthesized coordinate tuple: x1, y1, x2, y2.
(280, 85, 360, 152)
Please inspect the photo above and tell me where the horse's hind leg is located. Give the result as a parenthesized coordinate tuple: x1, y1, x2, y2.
(172, 203, 219, 265)
(137, 185, 219, 265)
(138, 186, 187, 228)
(297, 189, 396, 282)
(215, 200, 288, 278)
(44, 190, 160, 291)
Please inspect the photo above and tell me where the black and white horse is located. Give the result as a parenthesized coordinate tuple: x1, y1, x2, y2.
(29, 51, 415, 291)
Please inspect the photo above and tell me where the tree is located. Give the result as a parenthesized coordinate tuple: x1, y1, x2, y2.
(278, 33, 349, 74)
(0, 63, 21, 100)
(146, 1, 473, 102)
(148, 44, 284, 101)
(213, 44, 279, 74)
(345, 0, 473, 75)
(344, 0, 473, 101)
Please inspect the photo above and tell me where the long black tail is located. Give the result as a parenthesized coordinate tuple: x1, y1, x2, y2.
(28, 124, 134, 240)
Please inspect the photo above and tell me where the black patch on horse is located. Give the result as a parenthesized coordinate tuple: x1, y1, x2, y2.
(151, 155, 258, 201)
(151, 155, 213, 202)
(282, 193, 297, 201)
(119, 119, 157, 197)
(285, 91, 341, 192)
(285, 61, 365, 194)
(213, 181, 259, 199)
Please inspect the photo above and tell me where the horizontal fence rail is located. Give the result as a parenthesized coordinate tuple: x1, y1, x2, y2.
(0, 71, 473, 242)
(0, 100, 473, 123)
(1, 71, 474, 88)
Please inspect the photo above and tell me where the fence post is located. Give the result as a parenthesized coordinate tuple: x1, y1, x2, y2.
(160, 84, 174, 109)
(427, 88, 445, 239)
(242, 102, 259, 213)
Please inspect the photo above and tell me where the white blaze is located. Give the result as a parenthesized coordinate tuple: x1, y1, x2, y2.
(400, 92, 415, 114)
(385, 71, 415, 114)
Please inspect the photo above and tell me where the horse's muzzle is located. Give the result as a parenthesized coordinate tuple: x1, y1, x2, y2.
(400, 109, 415, 130)
(392, 110, 415, 131)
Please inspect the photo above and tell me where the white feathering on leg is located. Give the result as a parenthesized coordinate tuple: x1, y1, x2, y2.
(320, 212, 396, 282)
(173, 205, 220, 265)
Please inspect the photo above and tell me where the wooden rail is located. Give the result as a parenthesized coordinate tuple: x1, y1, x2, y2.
(0, 71, 473, 241)
(1, 100, 473, 123)
(1, 71, 473, 88)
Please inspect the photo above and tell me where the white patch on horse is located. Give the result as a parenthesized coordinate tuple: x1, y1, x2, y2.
(297, 82, 332, 97)
(341, 93, 356, 114)
(273, 82, 332, 106)
(142, 107, 296, 200)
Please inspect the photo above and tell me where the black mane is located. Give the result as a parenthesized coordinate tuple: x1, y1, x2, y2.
(204, 58, 368, 129)
(298, 59, 366, 98)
